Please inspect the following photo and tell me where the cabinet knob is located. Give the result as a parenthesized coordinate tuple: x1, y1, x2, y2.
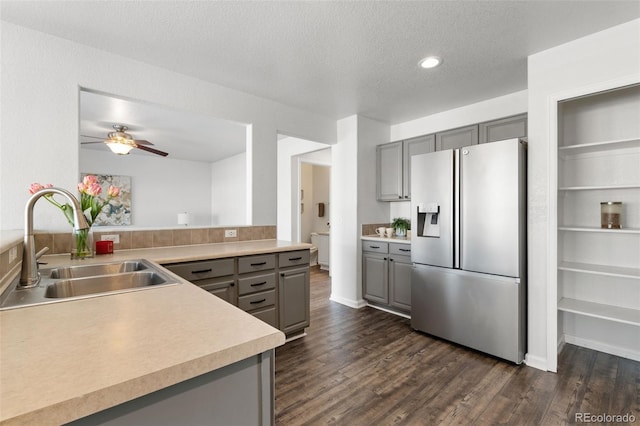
(398, 196, 402, 199)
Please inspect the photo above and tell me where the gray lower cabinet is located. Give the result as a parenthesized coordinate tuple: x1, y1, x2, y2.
(363, 251, 389, 304)
(278, 250, 311, 336)
(69, 350, 275, 426)
(164, 249, 311, 334)
(479, 113, 527, 144)
(164, 258, 236, 305)
(435, 124, 479, 150)
(362, 241, 412, 313)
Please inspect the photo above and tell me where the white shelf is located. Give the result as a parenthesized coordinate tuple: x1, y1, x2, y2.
(558, 298, 640, 327)
(558, 226, 640, 234)
(558, 261, 640, 280)
(559, 137, 640, 157)
(558, 184, 640, 191)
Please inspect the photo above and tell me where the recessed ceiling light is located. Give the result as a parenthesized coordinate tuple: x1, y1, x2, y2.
(419, 56, 442, 69)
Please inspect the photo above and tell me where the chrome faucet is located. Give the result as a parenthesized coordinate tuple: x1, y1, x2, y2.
(20, 187, 89, 288)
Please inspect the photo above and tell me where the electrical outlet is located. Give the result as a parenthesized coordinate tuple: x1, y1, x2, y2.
(224, 229, 237, 238)
(8, 246, 17, 264)
(101, 234, 120, 244)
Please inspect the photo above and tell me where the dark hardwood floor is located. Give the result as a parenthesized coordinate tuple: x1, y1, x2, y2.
(274, 267, 640, 425)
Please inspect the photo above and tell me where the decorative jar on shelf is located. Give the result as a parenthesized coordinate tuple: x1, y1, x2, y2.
(600, 201, 622, 229)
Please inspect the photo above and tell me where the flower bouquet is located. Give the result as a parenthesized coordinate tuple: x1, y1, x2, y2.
(29, 175, 120, 258)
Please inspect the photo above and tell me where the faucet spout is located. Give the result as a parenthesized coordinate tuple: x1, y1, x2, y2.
(20, 187, 89, 287)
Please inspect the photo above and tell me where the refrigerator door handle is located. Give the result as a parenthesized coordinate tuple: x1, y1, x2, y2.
(454, 149, 460, 269)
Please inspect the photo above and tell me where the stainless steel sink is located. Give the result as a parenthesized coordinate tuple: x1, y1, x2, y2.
(45, 271, 168, 298)
(48, 261, 148, 279)
(0, 259, 179, 310)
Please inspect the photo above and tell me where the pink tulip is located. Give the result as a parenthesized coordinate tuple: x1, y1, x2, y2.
(29, 183, 53, 194)
(77, 183, 86, 193)
(107, 185, 120, 198)
(86, 183, 102, 197)
(83, 175, 98, 186)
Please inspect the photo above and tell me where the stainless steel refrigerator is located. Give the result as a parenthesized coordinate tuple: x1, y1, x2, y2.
(410, 138, 527, 364)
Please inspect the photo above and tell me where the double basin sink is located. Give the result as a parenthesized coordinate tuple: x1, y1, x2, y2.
(0, 259, 179, 310)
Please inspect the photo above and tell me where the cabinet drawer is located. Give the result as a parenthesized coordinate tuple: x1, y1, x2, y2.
(389, 243, 412, 256)
(238, 254, 276, 274)
(362, 241, 389, 254)
(238, 272, 276, 296)
(238, 290, 276, 311)
(251, 306, 278, 328)
(279, 250, 310, 268)
(164, 258, 234, 281)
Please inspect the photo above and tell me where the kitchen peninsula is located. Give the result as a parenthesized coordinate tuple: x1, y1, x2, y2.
(0, 240, 310, 425)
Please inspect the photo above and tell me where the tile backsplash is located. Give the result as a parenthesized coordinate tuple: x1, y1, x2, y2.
(0, 226, 277, 279)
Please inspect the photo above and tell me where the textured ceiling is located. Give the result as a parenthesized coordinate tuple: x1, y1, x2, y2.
(2, 1, 640, 159)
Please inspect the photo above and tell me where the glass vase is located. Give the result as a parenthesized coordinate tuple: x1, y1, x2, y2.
(71, 228, 94, 259)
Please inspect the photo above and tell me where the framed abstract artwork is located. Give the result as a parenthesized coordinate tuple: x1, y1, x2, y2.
(81, 173, 132, 225)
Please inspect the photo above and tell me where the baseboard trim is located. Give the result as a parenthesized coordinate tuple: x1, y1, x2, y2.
(329, 294, 367, 309)
(524, 353, 549, 371)
(366, 303, 411, 319)
(564, 334, 640, 362)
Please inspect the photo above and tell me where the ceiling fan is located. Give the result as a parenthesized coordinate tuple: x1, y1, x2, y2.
(81, 124, 169, 157)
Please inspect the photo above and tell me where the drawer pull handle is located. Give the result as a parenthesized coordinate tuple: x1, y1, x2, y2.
(289, 257, 302, 261)
(399, 248, 410, 252)
(370, 245, 380, 249)
(250, 299, 266, 304)
(251, 281, 267, 287)
(250, 262, 267, 266)
(192, 268, 212, 274)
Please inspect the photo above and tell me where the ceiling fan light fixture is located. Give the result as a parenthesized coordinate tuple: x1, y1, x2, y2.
(419, 56, 442, 69)
(105, 140, 134, 155)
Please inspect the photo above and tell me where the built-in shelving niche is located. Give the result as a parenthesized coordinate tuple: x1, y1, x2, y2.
(557, 84, 640, 361)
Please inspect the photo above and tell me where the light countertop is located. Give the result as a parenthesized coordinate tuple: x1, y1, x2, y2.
(0, 240, 307, 425)
(361, 235, 411, 245)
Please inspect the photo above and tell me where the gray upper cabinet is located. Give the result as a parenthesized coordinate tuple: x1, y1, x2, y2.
(479, 114, 527, 144)
(402, 134, 435, 200)
(435, 124, 479, 150)
(377, 136, 434, 201)
(376, 141, 403, 201)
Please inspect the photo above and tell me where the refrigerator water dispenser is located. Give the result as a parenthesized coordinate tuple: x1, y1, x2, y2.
(417, 202, 440, 238)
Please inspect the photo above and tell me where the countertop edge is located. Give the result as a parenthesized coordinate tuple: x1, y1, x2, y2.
(360, 235, 411, 244)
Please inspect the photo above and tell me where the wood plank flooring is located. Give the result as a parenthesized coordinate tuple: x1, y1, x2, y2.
(274, 267, 640, 425)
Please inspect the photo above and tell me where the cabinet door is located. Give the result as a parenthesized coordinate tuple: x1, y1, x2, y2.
(479, 114, 527, 144)
(377, 141, 404, 201)
(362, 252, 388, 304)
(436, 125, 478, 150)
(279, 266, 310, 335)
(402, 134, 435, 199)
(389, 255, 412, 312)
(196, 277, 237, 305)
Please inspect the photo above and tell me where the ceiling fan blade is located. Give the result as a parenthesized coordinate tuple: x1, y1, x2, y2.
(81, 141, 105, 145)
(135, 144, 169, 157)
(80, 134, 104, 140)
(132, 139, 153, 146)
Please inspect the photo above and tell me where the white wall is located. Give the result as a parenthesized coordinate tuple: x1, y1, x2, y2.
(330, 115, 389, 308)
(276, 137, 329, 241)
(81, 149, 213, 227)
(389, 90, 528, 221)
(527, 19, 640, 372)
(211, 152, 247, 226)
(0, 22, 336, 231)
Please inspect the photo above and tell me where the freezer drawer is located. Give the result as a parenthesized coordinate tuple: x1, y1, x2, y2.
(411, 264, 526, 364)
